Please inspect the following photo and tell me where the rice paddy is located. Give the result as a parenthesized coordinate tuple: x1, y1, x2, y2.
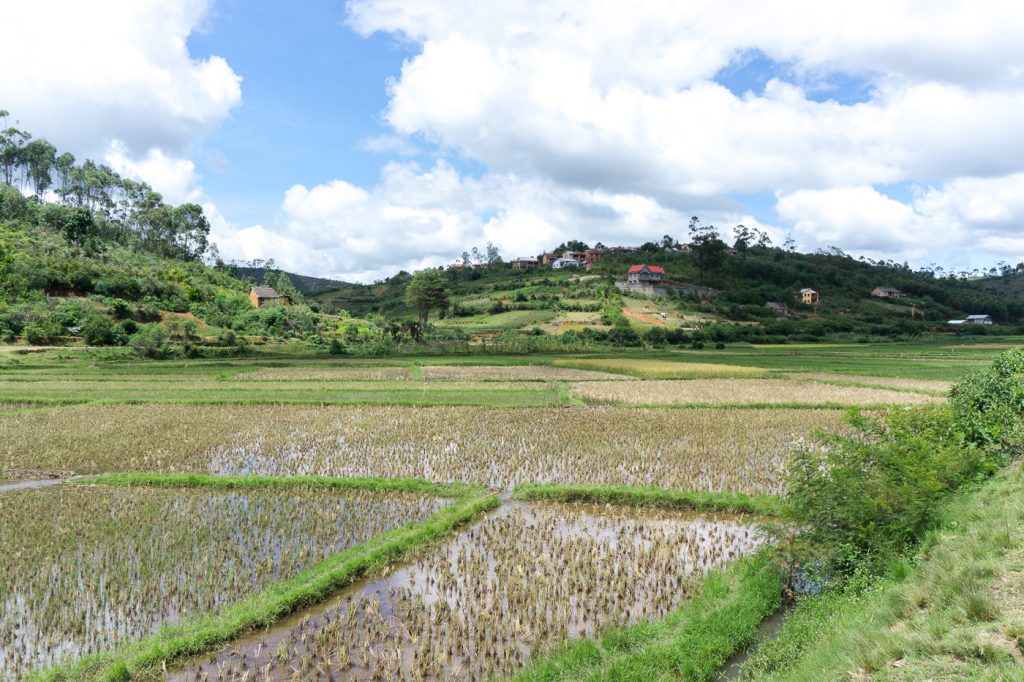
(0, 405, 843, 494)
(570, 378, 944, 406)
(204, 406, 842, 494)
(1, 344, 977, 679)
(0, 483, 447, 679)
(171, 502, 765, 681)
(552, 358, 770, 378)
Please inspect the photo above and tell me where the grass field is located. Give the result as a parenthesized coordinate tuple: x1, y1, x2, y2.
(2, 339, 1019, 681)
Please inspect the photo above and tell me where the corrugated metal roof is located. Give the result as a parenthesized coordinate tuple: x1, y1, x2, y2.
(251, 287, 283, 298)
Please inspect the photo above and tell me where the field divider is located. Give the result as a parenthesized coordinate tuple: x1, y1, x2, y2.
(512, 482, 785, 517)
(511, 549, 784, 681)
(29, 486, 500, 682)
(78, 471, 483, 499)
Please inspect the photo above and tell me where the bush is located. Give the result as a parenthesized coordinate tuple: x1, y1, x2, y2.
(949, 347, 1024, 457)
(130, 325, 172, 358)
(788, 349, 1024, 577)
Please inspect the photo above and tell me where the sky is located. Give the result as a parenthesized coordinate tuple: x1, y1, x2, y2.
(3, 0, 1024, 282)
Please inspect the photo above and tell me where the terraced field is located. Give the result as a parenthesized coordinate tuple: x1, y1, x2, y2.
(0, 341, 997, 680)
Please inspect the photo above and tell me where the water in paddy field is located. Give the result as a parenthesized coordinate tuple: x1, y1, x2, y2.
(169, 501, 767, 682)
(0, 485, 448, 681)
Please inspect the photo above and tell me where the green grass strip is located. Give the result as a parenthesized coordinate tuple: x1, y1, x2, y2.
(29, 492, 500, 682)
(512, 550, 783, 681)
(80, 471, 483, 499)
(513, 482, 786, 517)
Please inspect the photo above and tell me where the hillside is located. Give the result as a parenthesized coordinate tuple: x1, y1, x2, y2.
(307, 245, 1024, 344)
(232, 267, 345, 295)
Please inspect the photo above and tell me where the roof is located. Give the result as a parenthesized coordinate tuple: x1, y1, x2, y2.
(627, 264, 666, 274)
(948, 319, 967, 325)
(766, 301, 788, 309)
(874, 286, 901, 293)
(513, 256, 539, 262)
(966, 314, 991, 320)
(250, 286, 283, 299)
(798, 288, 817, 294)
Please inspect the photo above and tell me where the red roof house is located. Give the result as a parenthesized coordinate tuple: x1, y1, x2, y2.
(627, 264, 665, 283)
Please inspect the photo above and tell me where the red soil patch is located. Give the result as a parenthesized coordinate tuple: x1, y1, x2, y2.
(622, 307, 666, 326)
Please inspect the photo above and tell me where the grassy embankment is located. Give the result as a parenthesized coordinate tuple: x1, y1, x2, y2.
(29, 475, 498, 682)
(512, 551, 783, 681)
(513, 482, 785, 517)
(744, 461, 1024, 680)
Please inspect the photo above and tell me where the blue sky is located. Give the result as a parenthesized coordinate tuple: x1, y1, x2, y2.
(185, 0, 417, 226)
(4, 1, 1024, 280)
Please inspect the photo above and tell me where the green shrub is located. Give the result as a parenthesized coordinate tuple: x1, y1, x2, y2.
(950, 347, 1024, 457)
(129, 325, 172, 358)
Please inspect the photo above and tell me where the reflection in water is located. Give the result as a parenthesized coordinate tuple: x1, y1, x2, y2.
(172, 502, 765, 681)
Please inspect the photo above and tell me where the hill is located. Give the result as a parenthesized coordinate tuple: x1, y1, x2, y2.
(305, 245, 1024, 345)
(232, 267, 345, 295)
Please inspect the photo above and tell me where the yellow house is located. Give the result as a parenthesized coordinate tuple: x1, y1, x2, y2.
(798, 288, 819, 305)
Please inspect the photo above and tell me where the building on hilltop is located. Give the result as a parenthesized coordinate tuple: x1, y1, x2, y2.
(626, 264, 666, 284)
(511, 257, 539, 270)
(871, 286, 903, 299)
(765, 301, 789, 315)
(797, 288, 819, 305)
(249, 287, 290, 308)
(551, 257, 580, 269)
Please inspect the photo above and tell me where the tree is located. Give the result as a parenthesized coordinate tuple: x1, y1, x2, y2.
(22, 138, 56, 197)
(660, 234, 677, 250)
(172, 203, 210, 260)
(404, 270, 449, 323)
(485, 242, 502, 265)
(688, 216, 726, 285)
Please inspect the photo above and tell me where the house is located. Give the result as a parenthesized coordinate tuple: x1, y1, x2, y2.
(249, 286, 290, 308)
(561, 251, 587, 264)
(584, 248, 605, 269)
(948, 315, 993, 326)
(797, 288, 819, 305)
(551, 258, 580, 269)
(765, 301, 789, 315)
(540, 252, 560, 265)
(511, 257, 539, 270)
(871, 286, 903, 299)
(626, 264, 666, 284)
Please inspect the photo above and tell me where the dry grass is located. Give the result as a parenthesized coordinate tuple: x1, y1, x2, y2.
(791, 373, 952, 393)
(553, 358, 770, 378)
(0, 404, 844, 494)
(420, 365, 628, 381)
(570, 379, 944, 406)
(174, 502, 765, 681)
(236, 367, 413, 381)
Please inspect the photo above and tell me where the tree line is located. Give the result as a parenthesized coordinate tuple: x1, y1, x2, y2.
(0, 109, 210, 261)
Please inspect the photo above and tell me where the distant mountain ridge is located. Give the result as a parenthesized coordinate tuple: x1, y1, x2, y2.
(232, 267, 348, 295)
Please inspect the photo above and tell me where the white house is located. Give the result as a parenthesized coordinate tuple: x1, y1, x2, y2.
(551, 258, 580, 269)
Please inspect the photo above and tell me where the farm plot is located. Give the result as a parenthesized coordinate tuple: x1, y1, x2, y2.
(571, 378, 944, 406)
(172, 502, 765, 681)
(788, 372, 952, 393)
(205, 406, 844, 494)
(0, 405, 844, 494)
(236, 366, 414, 381)
(0, 484, 447, 679)
(419, 365, 628, 381)
(553, 358, 770, 378)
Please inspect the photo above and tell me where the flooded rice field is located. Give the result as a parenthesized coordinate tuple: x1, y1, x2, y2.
(203, 406, 840, 494)
(0, 484, 448, 680)
(171, 502, 765, 681)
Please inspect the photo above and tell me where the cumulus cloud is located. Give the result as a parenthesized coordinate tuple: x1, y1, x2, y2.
(220, 159, 769, 282)
(1, 0, 241, 160)
(777, 174, 1024, 268)
(326, 0, 1024, 271)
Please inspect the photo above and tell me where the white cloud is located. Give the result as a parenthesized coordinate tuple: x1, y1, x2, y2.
(777, 174, 1024, 268)
(221, 160, 777, 282)
(1, 0, 241, 161)
(329, 0, 1024, 271)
